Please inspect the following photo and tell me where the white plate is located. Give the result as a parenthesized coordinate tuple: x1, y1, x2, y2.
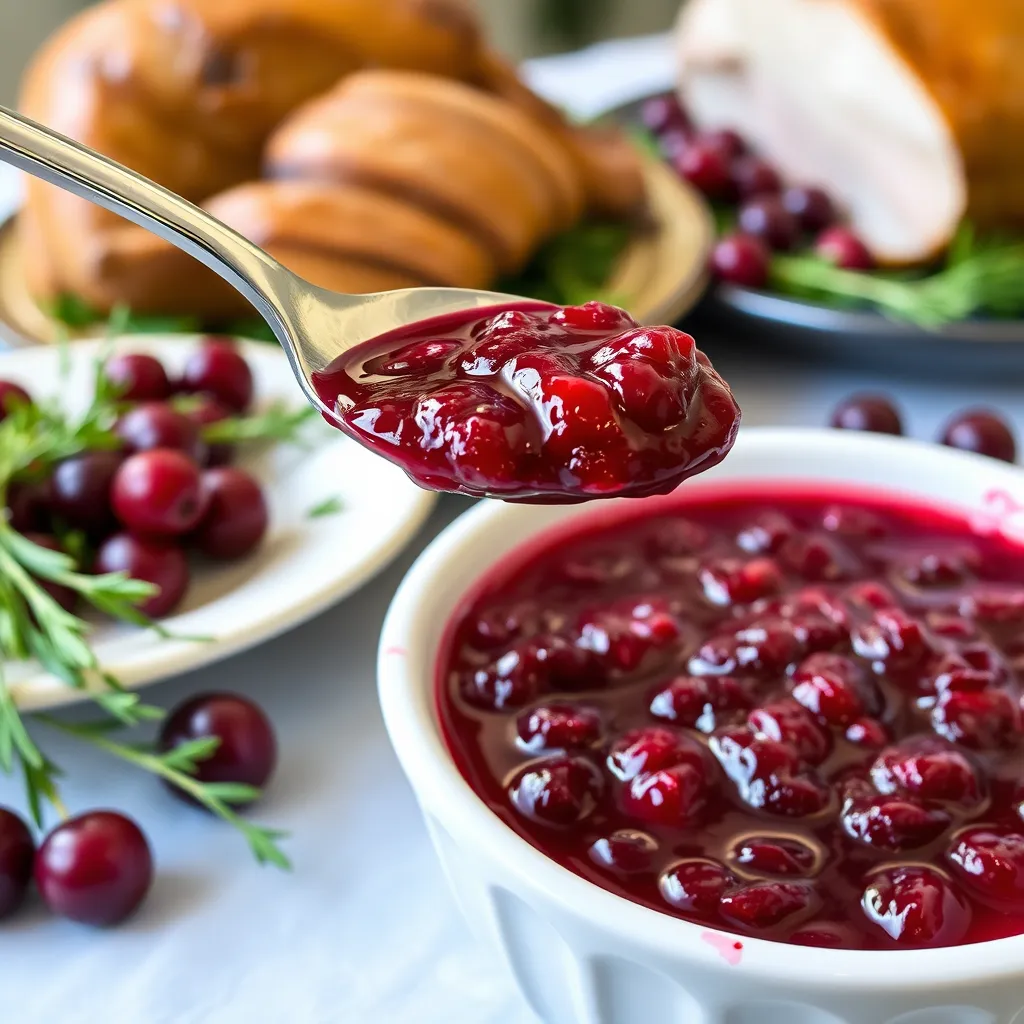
(1, 335, 437, 710)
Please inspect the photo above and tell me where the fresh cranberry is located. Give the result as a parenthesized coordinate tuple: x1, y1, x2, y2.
(791, 652, 868, 726)
(871, 738, 981, 806)
(365, 339, 461, 377)
(649, 675, 750, 732)
(0, 807, 34, 919)
(830, 394, 902, 435)
(640, 94, 690, 136)
(674, 140, 731, 198)
(190, 467, 268, 560)
(0, 380, 31, 421)
(720, 881, 816, 931)
(702, 128, 746, 160)
(6, 478, 51, 534)
(940, 410, 1017, 463)
(111, 450, 206, 537)
(607, 726, 702, 782)
(781, 186, 836, 232)
(816, 227, 874, 270)
(748, 700, 832, 765)
(840, 779, 951, 851)
(116, 403, 207, 464)
(517, 703, 601, 753)
(104, 353, 171, 402)
(49, 450, 125, 536)
(730, 156, 781, 199)
(509, 756, 602, 828)
(94, 534, 188, 618)
(179, 339, 253, 412)
(23, 533, 78, 612)
(931, 688, 1021, 749)
(731, 836, 817, 877)
(660, 858, 733, 915)
(34, 811, 153, 926)
(699, 557, 782, 607)
(709, 233, 770, 288)
(947, 829, 1024, 910)
(590, 830, 658, 874)
(182, 395, 234, 466)
(160, 692, 277, 797)
(737, 196, 800, 251)
(861, 866, 970, 947)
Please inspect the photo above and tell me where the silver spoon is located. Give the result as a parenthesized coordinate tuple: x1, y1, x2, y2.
(0, 106, 517, 415)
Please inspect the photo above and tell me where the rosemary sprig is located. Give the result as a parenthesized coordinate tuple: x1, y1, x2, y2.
(199, 403, 317, 446)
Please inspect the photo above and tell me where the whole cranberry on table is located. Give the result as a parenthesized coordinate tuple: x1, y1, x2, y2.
(0, 807, 35, 919)
(441, 487, 1024, 949)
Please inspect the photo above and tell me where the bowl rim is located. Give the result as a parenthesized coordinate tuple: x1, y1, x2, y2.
(378, 427, 1024, 990)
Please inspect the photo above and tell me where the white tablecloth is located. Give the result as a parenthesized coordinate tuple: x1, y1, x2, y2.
(1, 34, 1022, 1024)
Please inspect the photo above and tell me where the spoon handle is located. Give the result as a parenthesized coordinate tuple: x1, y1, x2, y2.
(0, 105, 290, 337)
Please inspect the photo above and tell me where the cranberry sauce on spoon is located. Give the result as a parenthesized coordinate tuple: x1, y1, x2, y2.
(312, 301, 739, 501)
(438, 487, 1024, 950)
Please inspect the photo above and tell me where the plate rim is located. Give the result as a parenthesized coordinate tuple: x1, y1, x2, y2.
(2, 335, 438, 711)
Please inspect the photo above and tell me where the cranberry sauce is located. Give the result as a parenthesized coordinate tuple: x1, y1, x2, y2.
(438, 487, 1024, 949)
(312, 301, 739, 501)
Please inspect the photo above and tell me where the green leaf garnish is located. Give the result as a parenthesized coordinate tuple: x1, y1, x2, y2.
(306, 496, 345, 519)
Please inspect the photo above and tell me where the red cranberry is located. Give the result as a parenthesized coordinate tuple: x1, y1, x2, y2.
(782, 186, 836, 232)
(462, 642, 548, 710)
(517, 703, 601, 752)
(592, 358, 685, 432)
(710, 233, 770, 289)
(940, 409, 1017, 463)
(34, 811, 153, 926)
(183, 395, 234, 467)
(702, 128, 746, 160)
(720, 881, 816, 931)
(0, 807, 34, 919)
(649, 675, 750, 732)
(840, 780, 950, 851)
(191, 467, 268, 560)
(853, 607, 932, 672)
(577, 599, 680, 674)
(640, 94, 690, 137)
(861, 866, 970, 947)
(160, 692, 277, 797)
(94, 534, 189, 618)
(948, 829, 1024, 910)
(49, 451, 125, 536)
(845, 581, 898, 611)
(830, 394, 902, 435)
(730, 156, 782, 199)
(736, 511, 794, 554)
(117, 403, 207, 465)
(931, 687, 1021, 749)
(699, 557, 783, 607)
(6, 478, 51, 534)
(692, 618, 800, 678)
(624, 764, 706, 826)
(731, 836, 817, 877)
(607, 726, 702, 782)
(23, 533, 77, 612)
(0, 380, 31, 421)
(871, 738, 981, 806)
(674, 140, 731, 197)
(845, 718, 889, 749)
(816, 226, 874, 270)
(660, 858, 733, 915)
(589, 829, 658, 874)
(737, 196, 800, 251)
(112, 450, 206, 537)
(791, 652, 867, 726)
(779, 534, 855, 582)
(509, 756, 602, 828)
(748, 700, 832, 765)
(180, 339, 254, 412)
(104, 353, 171, 402)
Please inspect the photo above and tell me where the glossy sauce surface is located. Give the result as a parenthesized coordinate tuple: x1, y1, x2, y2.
(313, 302, 739, 501)
(438, 487, 1024, 949)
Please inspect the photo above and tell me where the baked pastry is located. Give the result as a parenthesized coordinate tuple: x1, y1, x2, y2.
(19, 0, 645, 317)
(674, 0, 1024, 264)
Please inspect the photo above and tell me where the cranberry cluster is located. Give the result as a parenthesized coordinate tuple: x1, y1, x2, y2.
(314, 302, 739, 500)
(2, 339, 270, 617)
(640, 94, 873, 289)
(831, 395, 1018, 464)
(441, 490, 1024, 949)
(0, 692, 276, 926)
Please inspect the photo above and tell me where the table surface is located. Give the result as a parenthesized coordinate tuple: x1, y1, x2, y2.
(2, 34, 1023, 1024)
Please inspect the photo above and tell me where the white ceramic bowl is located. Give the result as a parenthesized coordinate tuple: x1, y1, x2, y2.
(379, 428, 1024, 1024)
